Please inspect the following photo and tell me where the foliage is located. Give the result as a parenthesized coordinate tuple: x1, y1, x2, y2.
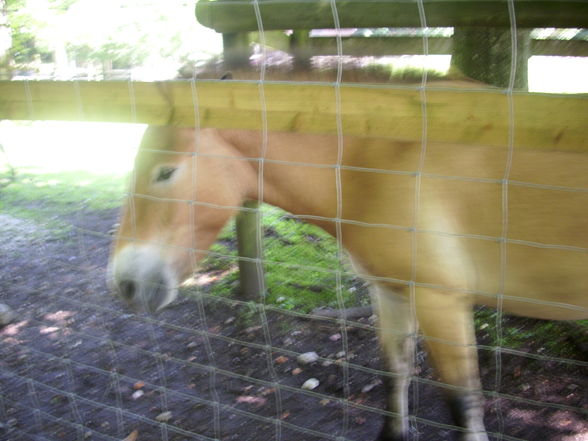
(0, 169, 126, 234)
(4, 0, 221, 72)
(5, 0, 46, 64)
(0, 143, 16, 188)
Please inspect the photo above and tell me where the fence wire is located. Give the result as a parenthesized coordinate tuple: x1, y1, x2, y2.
(1, 2, 587, 441)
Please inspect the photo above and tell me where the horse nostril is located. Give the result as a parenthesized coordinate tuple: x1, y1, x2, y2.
(119, 280, 136, 301)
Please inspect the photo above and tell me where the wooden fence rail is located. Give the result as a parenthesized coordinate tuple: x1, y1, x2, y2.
(1, 80, 587, 152)
(304, 35, 588, 57)
(196, 0, 588, 32)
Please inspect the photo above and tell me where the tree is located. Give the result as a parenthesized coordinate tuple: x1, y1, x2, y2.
(2, 0, 222, 78)
(4, 0, 63, 71)
(0, 0, 10, 78)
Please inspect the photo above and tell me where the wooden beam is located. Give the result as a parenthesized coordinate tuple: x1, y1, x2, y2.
(196, 0, 588, 33)
(308, 36, 453, 56)
(303, 37, 588, 57)
(0, 80, 586, 152)
(531, 39, 588, 57)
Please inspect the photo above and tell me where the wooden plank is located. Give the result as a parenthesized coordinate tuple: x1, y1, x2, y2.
(195, 0, 588, 33)
(236, 200, 264, 301)
(0, 80, 587, 152)
(0, 81, 172, 124)
(303, 37, 588, 57)
(531, 39, 588, 57)
(308, 36, 453, 56)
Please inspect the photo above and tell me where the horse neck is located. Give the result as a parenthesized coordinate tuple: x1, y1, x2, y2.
(218, 129, 338, 232)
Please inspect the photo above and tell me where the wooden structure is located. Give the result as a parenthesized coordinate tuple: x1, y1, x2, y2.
(2, 0, 587, 300)
(2, 79, 586, 302)
(197, 0, 588, 68)
(1, 80, 587, 152)
(193, 0, 588, 298)
(301, 34, 588, 57)
(196, 0, 588, 31)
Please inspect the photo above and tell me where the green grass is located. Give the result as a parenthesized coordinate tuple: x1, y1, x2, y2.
(0, 169, 128, 237)
(197, 205, 369, 313)
(1, 170, 127, 211)
(475, 308, 588, 358)
(0, 120, 140, 236)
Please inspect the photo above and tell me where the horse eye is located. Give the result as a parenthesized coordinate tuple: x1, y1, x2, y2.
(155, 166, 177, 183)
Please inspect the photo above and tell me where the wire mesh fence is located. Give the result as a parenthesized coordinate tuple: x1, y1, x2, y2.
(1, 1, 588, 441)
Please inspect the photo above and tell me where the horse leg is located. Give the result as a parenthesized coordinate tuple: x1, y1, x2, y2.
(372, 284, 417, 441)
(415, 287, 489, 441)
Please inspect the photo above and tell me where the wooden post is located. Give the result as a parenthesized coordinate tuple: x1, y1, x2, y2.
(290, 30, 312, 71)
(2, 81, 587, 152)
(451, 27, 531, 90)
(235, 200, 264, 301)
(223, 32, 250, 70)
(197, 0, 588, 32)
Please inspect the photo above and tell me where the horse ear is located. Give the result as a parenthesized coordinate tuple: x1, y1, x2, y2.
(220, 72, 233, 80)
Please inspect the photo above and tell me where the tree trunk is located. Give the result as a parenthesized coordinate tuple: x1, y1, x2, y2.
(451, 27, 531, 90)
(0, 0, 12, 80)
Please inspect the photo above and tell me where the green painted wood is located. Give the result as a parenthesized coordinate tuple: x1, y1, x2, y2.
(223, 32, 251, 69)
(531, 38, 588, 57)
(451, 27, 531, 90)
(307, 36, 453, 56)
(290, 30, 312, 70)
(196, 0, 588, 33)
(236, 200, 264, 301)
(293, 36, 588, 57)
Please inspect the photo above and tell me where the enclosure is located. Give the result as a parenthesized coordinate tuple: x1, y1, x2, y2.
(1, 1, 587, 441)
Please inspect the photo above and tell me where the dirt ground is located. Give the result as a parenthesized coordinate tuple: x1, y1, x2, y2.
(1, 207, 587, 441)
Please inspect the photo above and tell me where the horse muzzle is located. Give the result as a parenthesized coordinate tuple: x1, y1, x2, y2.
(108, 245, 178, 313)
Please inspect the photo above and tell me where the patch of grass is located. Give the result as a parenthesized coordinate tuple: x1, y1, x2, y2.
(199, 207, 586, 361)
(199, 204, 369, 313)
(0, 169, 127, 236)
(475, 308, 588, 359)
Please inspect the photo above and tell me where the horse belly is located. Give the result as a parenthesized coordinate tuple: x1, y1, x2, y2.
(499, 244, 588, 320)
(415, 183, 588, 321)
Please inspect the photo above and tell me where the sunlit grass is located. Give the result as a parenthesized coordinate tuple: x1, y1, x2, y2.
(0, 121, 143, 235)
(475, 308, 588, 358)
(0, 169, 130, 240)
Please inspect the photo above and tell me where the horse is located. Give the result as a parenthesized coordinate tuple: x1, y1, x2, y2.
(109, 122, 588, 441)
